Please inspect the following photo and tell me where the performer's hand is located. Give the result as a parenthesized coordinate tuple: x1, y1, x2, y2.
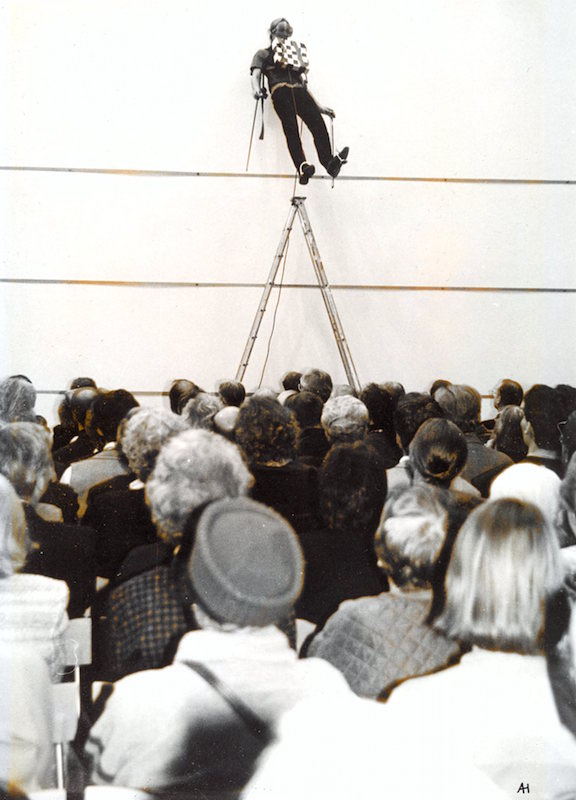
(320, 106, 336, 119)
(253, 89, 268, 100)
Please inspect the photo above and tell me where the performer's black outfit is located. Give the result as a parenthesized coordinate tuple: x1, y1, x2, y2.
(250, 47, 333, 172)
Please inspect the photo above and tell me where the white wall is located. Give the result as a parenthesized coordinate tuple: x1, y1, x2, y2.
(2, 0, 576, 423)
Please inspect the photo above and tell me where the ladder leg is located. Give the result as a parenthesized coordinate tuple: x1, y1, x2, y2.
(235, 203, 299, 383)
(294, 200, 362, 393)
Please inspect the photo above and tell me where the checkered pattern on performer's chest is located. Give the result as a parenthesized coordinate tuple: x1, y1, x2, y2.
(273, 39, 309, 71)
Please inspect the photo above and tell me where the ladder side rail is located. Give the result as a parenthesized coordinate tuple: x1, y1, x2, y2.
(235, 204, 299, 382)
(295, 202, 362, 393)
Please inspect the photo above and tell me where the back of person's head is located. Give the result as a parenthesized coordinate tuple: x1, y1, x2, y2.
(375, 484, 449, 589)
(217, 380, 246, 408)
(281, 371, 302, 392)
(524, 384, 564, 451)
(146, 429, 252, 544)
(435, 384, 481, 433)
(555, 384, 576, 420)
(319, 441, 387, 533)
(69, 386, 100, 430)
(285, 390, 323, 429)
(321, 395, 369, 445)
(561, 411, 576, 472)
(299, 368, 333, 403)
(0, 474, 29, 577)
(89, 389, 139, 445)
(559, 452, 576, 538)
(235, 396, 298, 466)
(187, 497, 304, 628)
(381, 381, 405, 409)
(0, 422, 55, 505)
(212, 406, 240, 442)
(184, 392, 223, 430)
(69, 376, 97, 390)
(490, 405, 528, 462)
(494, 378, 523, 410)
(57, 393, 74, 430)
(360, 383, 395, 437)
(251, 387, 278, 400)
(169, 379, 203, 415)
(490, 462, 561, 531)
(117, 406, 188, 482)
(330, 384, 357, 399)
(430, 379, 452, 398)
(0, 376, 37, 424)
(434, 498, 562, 653)
(394, 393, 444, 452)
(409, 418, 468, 488)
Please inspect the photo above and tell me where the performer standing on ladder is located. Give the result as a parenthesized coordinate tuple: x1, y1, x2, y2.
(250, 18, 349, 185)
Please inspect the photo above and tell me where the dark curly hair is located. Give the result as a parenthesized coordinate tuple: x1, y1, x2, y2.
(235, 396, 298, 466)
(319, 441, 387, 533)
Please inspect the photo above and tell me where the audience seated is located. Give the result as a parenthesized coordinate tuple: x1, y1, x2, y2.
(494, 378, 524, 410)
(85, 497, 350, 797)
(330, 383, 357, 398)
(559, 453, 576, 548)
(522, 384, 565, 476)
(387, 392, 444, 492)
(487, 404, 528, 463)
(0, 376, 37, 424)
(546, 587, 576, 742)
(490, 462, 561, 535)
(92, 429, 252, 680)
(218, 379, 246, 407)
(4, 368, 575, 798)
(285, 390, 329, 467)
(382, 498, 576, 797)
(360, 383, 402, 468)
(60, 389, 139, 514)
(281, 370, 301, 391)
(183, 391, 223, 429)
(296, 442, 388, 625)
(0, 475, 69, 679)
(435, 384, 512, 495)
(82, 407, 188, 578)
(168, 378, 203, 414)
(0, 423, 96, 617)
(52, 386, 100, 478)
(299, 367, 333, 403)
(556, 383, 576, 422)
(381, 381, 405, 408)
(213, 405, 239, 441)
(430, 378, 452, 398)
(320, 395, 369, 447)
(560, 411, 576, 474)
(0, 644, 55, 792)
(306, 484, 464, 698)
(409, 417, 475, 493)
(235, 396, 319, 533)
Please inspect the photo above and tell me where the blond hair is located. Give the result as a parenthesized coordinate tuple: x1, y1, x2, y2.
(434, 498, 562, 653)
(0, 474, 30, 576)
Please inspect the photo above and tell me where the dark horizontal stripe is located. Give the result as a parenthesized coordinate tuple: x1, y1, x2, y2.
(0, 164, 574, 185)
(1, 277, 575, 292)
(36, 387, 497, 401)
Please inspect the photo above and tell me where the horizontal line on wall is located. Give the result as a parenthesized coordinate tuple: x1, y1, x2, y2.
(36, 387, 496, 400)
(0, 164, 574, 185)
(1, 278, 575, 293)
(37, 389, 167, 396)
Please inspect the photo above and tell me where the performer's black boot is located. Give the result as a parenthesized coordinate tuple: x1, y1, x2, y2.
(298, 162, 316, 185)
(327, 147, 349, 178)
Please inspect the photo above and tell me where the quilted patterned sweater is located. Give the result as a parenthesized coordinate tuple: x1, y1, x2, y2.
(306, 587, 461, 699)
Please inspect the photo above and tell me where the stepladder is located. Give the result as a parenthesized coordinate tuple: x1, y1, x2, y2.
(236, 196, 361, 393)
